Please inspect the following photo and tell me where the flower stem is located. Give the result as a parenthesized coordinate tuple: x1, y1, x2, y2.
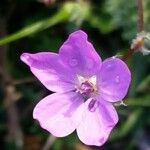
(121, 0, 144, 61)
(121, 48, 134, 61)
(137, 0, 144, 32)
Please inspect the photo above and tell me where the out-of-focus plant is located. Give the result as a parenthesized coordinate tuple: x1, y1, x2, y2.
(0, 0, 150, 149)
(0, 1, 90, 46)
(105, 0, 150, 40)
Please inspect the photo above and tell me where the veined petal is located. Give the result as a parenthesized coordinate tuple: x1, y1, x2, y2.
(33, 92, 84, 137)
(76, 97, 118, 146)
(98, 58, 131, 102)
(20, 52, 75, 92)
(59, 30, 102, 77)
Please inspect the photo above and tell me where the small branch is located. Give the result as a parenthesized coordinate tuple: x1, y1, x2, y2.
(4, 86, 23, 148)
(0, 18, 23, 149)
(137, 0, 144, 32)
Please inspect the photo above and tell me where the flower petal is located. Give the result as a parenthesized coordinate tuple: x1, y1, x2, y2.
(76, 98, 118, 146)
(33, 92, 84, 137)
(59, 30, 102, 77)
(98, 58, 131, 102)
(20, 52, 75, 92)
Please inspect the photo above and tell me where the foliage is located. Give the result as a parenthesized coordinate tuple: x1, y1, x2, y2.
(105, 0, 150, 40)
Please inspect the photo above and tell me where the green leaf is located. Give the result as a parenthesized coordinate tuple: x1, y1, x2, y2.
(110, 109, 142, 141)
(137, 75, 150, 93)
(126, 95, 150, 107)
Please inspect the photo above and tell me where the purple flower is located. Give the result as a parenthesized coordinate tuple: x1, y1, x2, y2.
(20, 30, 131, 146)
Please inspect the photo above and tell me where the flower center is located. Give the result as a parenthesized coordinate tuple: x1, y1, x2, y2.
(80, 81, 94, 94)
(76, 75, 97, 99)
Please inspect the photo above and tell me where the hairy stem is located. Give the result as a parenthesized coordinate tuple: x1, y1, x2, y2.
(122, 0, 144, 61)
(137, 0, 144, 32)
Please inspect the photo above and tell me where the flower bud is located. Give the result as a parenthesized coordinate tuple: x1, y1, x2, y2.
(131, 32, 150, 55)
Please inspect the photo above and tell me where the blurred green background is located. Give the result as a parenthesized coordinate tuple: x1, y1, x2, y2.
(0, 0, 150, 150)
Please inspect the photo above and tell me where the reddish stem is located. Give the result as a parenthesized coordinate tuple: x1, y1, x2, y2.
(121, 0, 144, 61)
(121, 48, 134, 61)
(137, 0, 144, 32)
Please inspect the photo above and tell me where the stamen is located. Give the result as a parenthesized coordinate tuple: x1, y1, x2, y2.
(88, 75, 97, 86)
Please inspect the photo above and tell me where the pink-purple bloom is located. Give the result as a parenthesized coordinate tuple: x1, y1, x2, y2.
(20, 30, 131, 146)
